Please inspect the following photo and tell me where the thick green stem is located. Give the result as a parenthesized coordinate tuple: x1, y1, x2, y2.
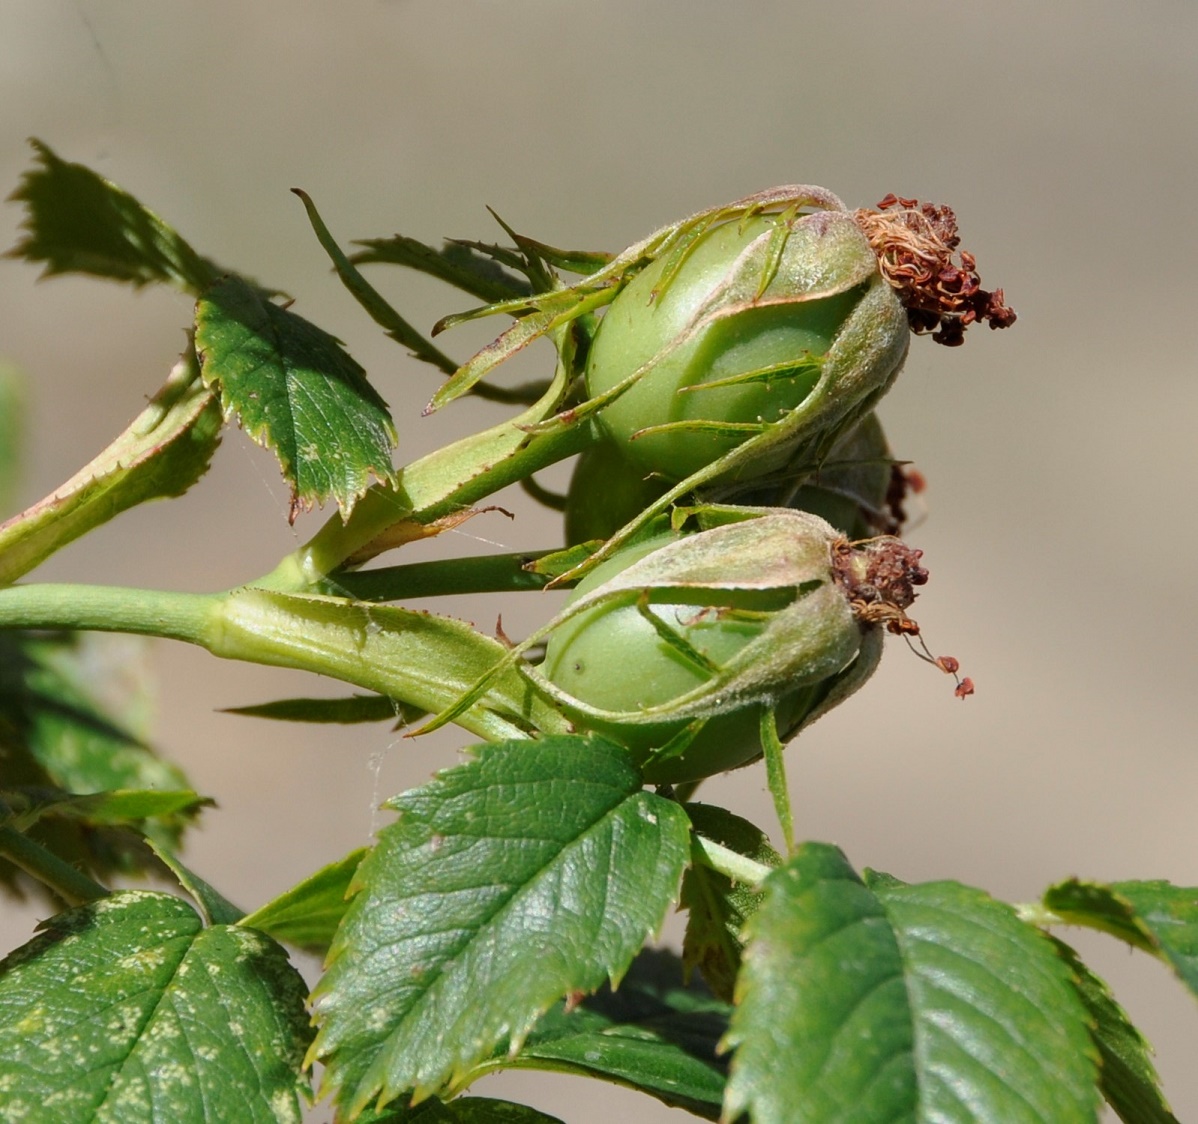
(0, 827, 109, 906)
(262, 407, 597, 591)
(0, 582, 217, 643)
(0, 582, 561, 742)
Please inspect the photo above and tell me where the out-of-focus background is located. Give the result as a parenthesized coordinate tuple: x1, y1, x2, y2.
(2, 2, 1195, 1120)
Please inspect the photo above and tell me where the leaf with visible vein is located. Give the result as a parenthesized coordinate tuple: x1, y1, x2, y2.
(503, 948, 728, 1120)
(195, 274, 397, 519)
(1051, 936, 1179, 1124)
(724, 843, 1100, 1124)
(309, 735, 691, 1116)
(0, 890, 311, 1123)
(1044, 878, 1198, 998)
(7, 139, 222, 294)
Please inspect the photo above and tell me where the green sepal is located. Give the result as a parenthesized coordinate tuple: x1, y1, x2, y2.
(223, 693, 420, 726)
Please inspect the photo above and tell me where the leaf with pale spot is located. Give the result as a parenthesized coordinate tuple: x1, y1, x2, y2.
(0, 890, 312, 1122)
(195, 274, 397, 519)
(309, 735, 691, 1117)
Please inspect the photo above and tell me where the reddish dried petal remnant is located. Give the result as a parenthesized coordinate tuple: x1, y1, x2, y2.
(955, 677, 976, 699)
(853, 194, 1016, 346)
(831, 535, 928, 634)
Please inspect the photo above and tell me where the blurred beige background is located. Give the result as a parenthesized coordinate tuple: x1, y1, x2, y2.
(2, 2, 1196, 1120)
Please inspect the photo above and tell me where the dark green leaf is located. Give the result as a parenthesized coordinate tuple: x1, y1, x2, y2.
(0, 890, 311, 1122)
(350, 234, 532, 303)
(0, 632, 195, 897)
(723, 844, 913, 1123)
(680, 803, 779, 1002)
(505, 948, 728, 1120)
(309, 735, 691, 1115)
(1044, 878, 1198, 998)
(224, 693, 418, 725)
(194, 274, 397, 519)
(6, 139, 221, 294)
(241, 847, 366, 952)
(0, 351, 223, 584)
(1051, 937, 1179, 1124)
(724, 844, 1100, 1124)
(352, 1096, 565, 1123)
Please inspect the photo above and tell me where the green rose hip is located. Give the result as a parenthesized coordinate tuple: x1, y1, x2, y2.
(539, 511, 929, 783)
(583, 205, 909, 485)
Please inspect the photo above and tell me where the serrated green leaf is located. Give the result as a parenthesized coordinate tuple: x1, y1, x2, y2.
(224, 693, 419, 725)
(0, 632, 195, 898)
(1051, 936, 1179, 1124)
(679, 803, 780, 1003)
(0, 350, 223, 584)
(241, 847, 366, 952)
(350, 235, 533, 303)
(868, 870, 1101, 1123)
(1044, 878, 1198, 997)
(724, 844, 1101, 1124)
(6, 139, 221, 294)
(309, 735, 691, 1116)
(194, 274, 397, 520)
(351, 1096, 565, 1123)
(503, 948, 728, 1120)
(0, 890, 311, 1122)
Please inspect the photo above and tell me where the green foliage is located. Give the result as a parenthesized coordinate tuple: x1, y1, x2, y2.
(6, 139, 222, 293)
(309, 735, 691, 1113)
(195, 274, 397, 519)
(0, 891, 311, 1122)
(0, 144, 1192, 1124)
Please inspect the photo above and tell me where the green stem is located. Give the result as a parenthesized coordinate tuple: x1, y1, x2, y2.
(691, 834, 773, 887)
(327, 550, 558, 602)
(0, 582, 555, 742)
(261, 403, 597, 591)
(0, 827, 108, 906)
(0, 582, 217, 643)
